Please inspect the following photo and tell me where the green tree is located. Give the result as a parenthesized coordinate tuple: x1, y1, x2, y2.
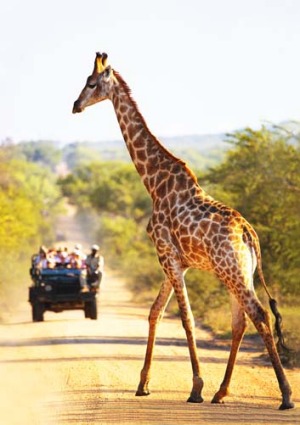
(90, 163, 151, 221)
(14, 140, 62, 171)
(203, 125, 300, 298)
(62, 143, 103, 170)
(0, 146, 63, 316)
(59, 161, 151, 220)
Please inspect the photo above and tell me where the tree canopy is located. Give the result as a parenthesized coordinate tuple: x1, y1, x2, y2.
(203, 126, 300, 297)
(0, 144, 63, 306)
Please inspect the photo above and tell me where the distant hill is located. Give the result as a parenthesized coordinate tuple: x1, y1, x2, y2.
(62, 133, 228, 170)
(161, 133, 227, 169)
(161, 133, 226, 151)
(60, 120, 300, 171)
(5, 121, 298, 173)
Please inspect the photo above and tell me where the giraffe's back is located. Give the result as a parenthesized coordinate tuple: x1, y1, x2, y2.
(167, 194, 258, 277)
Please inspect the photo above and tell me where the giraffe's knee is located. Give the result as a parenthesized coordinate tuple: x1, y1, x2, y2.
(238, 290, 264, 321)
(232, 317, 248, 339)
(263, 309, 272, 328)
(181, 311, 195, 334)
(148, 305, 163, 325)
(248, 302, 273, 333)
(181, 318, 194, 331)
(254, 304, 270, 325)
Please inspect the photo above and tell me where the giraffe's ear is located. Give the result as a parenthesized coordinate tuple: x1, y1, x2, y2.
(100, 65, 112, 82)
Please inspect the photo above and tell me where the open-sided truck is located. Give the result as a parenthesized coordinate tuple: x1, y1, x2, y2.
(29, 267, 98, 322)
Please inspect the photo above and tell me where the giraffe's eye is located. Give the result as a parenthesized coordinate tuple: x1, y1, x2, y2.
(86, 77, 97, 89)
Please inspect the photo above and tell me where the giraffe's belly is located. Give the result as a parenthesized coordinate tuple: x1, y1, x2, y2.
(175, 234, 214, 271)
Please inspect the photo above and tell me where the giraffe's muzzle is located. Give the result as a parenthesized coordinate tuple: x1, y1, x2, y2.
(72, 100, 83, 114)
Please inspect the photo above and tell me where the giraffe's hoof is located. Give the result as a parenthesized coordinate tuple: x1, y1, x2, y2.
(135, 389, 150, 397)
(187, 395, 204, 403)
(279, 401, 295, 410)
(211, 398, 225, 404)
(211, 388, 228, 404)
(211, 394, 225, 404)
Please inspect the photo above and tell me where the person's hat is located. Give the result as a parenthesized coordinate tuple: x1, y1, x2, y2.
(75, 243, 82, 250)
(91, 244, 99, 251)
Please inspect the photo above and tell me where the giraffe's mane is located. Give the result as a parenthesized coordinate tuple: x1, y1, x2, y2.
(113, 70, 199, 184)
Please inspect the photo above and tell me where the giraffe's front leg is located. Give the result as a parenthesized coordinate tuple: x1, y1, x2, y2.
(184, 320, 204, 403)
(136, 281, 173, 397)
(174, 283, 204, 403)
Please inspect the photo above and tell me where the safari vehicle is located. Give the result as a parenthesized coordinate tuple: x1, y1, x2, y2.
(29, 266, 99, 322)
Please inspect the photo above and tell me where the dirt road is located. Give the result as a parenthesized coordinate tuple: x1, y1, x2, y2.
(0, 205, 299, 424)
(0, 270, 299, 425)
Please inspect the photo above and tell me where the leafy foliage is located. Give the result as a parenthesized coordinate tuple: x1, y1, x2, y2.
(0, 144, 64, 317)
(203, 126, 300, 298)
(12, 140, 62, 171)
(59, 161, 151, 219)
(62, 143, 103, 170)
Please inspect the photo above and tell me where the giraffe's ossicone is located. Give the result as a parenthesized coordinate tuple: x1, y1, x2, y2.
(73, 52, 294, 410)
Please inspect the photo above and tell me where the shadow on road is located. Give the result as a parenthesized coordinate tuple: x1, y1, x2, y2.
(0, 333, 267, 368)
(44, 389, 300, 425)
(0, 332, 261, 352)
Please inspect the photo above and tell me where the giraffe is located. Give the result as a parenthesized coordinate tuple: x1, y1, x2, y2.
(72, 52, 294, 410)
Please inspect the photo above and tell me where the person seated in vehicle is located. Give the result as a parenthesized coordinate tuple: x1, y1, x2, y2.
(61, 247, 70, 265)
(46, 248, 57, 269)
(67, 249, 84, 269)
(80, 244, 104, 292)
(53, 247, 65, 267)
(33, 246, 49, 269)
(74, 243, 86, 261)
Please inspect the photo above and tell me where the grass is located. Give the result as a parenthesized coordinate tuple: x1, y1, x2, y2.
(200, 305, 257, 338)
(198, 304, 300, 367)
(279, 306, 300, 367)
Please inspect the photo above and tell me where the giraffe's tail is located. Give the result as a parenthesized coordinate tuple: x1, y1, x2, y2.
(252, 236, 290, 353)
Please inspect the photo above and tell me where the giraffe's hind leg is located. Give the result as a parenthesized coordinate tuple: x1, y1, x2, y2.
(235, 289, 294, 410)
(212, 294, 247, 404)
(136, 280, 173, 397)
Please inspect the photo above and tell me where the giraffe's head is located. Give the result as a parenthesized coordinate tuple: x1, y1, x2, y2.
(72, 52, 114, 113)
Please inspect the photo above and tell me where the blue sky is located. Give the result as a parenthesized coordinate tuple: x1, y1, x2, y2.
(0, 0, 299, 143)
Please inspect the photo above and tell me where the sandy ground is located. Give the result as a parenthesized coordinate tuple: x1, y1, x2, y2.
(0, 205, 299, 425)
(0, 271, 299, 425)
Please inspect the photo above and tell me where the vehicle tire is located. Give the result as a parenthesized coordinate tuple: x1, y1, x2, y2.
(89, 298, 97, 320)
(84, 302, 91, 318)
(32, 302, 44, 322)
(84, 299, 97, 320)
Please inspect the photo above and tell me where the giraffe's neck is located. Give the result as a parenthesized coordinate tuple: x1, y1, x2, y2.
(110, 71, 200, 199)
